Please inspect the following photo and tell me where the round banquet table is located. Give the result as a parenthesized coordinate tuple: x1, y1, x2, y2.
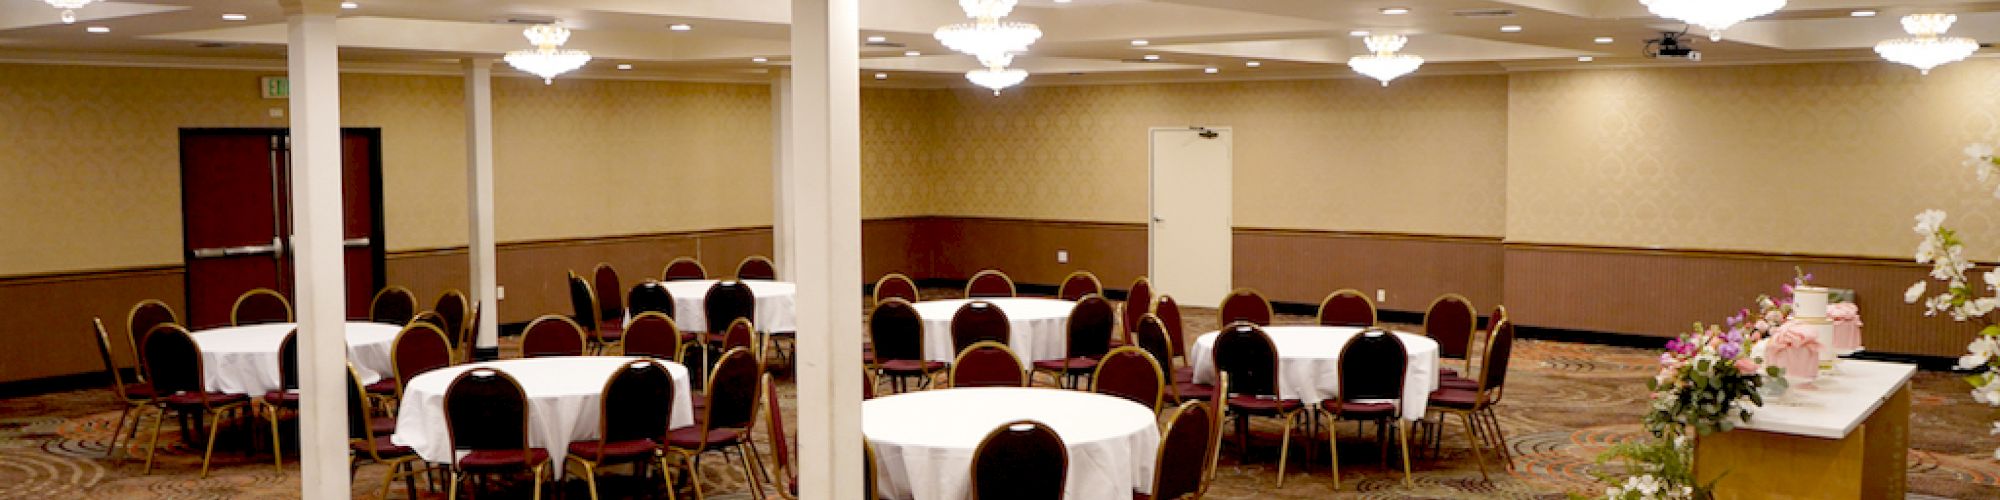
(910, 298, 1076, 362)
(863, 387, 1159, 500)
(657, 279, 798, 333)
(1187, 325, 1441, 420)
(194, 321, 401, 396)
(391, 356, 695, 464)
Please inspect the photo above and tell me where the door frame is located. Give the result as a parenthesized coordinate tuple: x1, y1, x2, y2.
(1146, 126, 1233, 306)
(177, 127, 386, 319)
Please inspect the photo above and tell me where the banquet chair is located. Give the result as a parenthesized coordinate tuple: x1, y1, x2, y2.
(737, 255, 778, 280)
(258, 328, 301, 470)
(1032, 295, 1114, 388)
(370, 286, 419, 325)
(667, 347, 768, 500)
(382, 323, 454, 407)
(628, 281, 677, 319)
(1446, 304, 1509, 391)
(1317, 289, 1378, 328)
(410, 310, 446, 333)
(704, 280, 756, 343)
(346, 363, 424, 500)
(461, 302, 482, 362)
(1213, 323, 1305, 486)
(869, 298, 943, 394)
(1423, 294, 1478, 384)
(761, 374, 798, 499)
(435, 289, 469, 359)
(1136, 400, 1214, 500)
(91, 318, 154, 463)
(964, 269, 1016, 298)
(1153, 295, 1190, 382)
(663, 257, 707, 281)
(622, 312, 688, 362)
(1056, 270, 1102, 301)
(231, 288, 293, 326)
(873, 273, 920, 304)
(1121, 277, 1153, 343)
(593, 263, 625, 332)
(949, 301, 1011, 355)
(442, 368, 550, 500)
(1323, 329, 1413, 488)
(521, 314, 588, 358)
(1136, 314, 1212, 405)
(950, 341, 1028, 388)
(1089, 346, 1165, 413)
(1203, 372, 1229, 490)
(566, 359, 680, 500)
(126, 299, 180, 382)
(1218, 288, 1274, 327)
(569, 272, 622, 355)
(138, 324, 251, 477)
(1425, 320, 1516, 480)
(969, 420, 1067, 500)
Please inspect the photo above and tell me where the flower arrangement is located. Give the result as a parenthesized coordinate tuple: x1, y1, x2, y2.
(1903, 140, 2000, 460)
(1596, 285, 1790, 500)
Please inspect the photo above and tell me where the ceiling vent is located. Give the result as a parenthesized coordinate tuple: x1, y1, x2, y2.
(864, 40, 906, 48)
(493, 16, 558, 25)
(1451, 9, 1516, 18)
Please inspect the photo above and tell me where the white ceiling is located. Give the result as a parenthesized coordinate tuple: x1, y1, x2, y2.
(0, 0, 1994, 86)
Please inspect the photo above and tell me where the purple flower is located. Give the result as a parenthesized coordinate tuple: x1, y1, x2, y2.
(1782, 283, 1795, 295)
(1724, 328, 1744, 343)
(1717, 342, 1741, 360)
(1665, 339, 1683, 353)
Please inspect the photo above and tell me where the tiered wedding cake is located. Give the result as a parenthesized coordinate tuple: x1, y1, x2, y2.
(1791, 286, 1836, 365)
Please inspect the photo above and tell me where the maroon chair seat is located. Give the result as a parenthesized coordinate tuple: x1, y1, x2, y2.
(365, 379, 397, 395)
(1173, 366, 1195, 383)
(263, 391, 301, 405)
(351, 435, 416, 457)
(567, 439, 659, 459)
(1174, 381, 1216, 399)
(667, 427, 746, 448)
(1428, 387, 1481, 408)
(371, 416, 397, 435)
(1224, 395, 1302, 413)
(1440, 376, 1479, 390)
(161, 392, 249, 408)
(459, 449, 551, 470)
(1325, 401, 1397, 417)
(880, 359, 947, 373)
(125, 383, 156, 399)
(1440, 367, 1460, 378)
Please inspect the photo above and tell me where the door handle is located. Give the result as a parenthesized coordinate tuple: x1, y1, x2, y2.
(190, 243, 281, 259)
(1152, 216, 1165, 223)
(343, 237, 371, 248)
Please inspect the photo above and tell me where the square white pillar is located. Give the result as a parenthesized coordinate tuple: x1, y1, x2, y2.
(280, 0, 349, 497)
(772, 71, 796, 280)
(464, 58, 500, 353)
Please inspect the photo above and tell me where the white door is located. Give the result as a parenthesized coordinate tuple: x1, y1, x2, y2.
(1149, 127, 1233, 308)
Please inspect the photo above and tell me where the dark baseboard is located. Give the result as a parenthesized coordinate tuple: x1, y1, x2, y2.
(0, 370, 116, 399)
(878, 279, 1132, 302)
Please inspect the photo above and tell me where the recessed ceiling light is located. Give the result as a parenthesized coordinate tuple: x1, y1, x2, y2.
(1054, 0, 1071, 3)
(616, 64, 633, 70)
(1380, 7, 1411, 15)
(1850, 10, 1877, 17)
(1577, 56, 1595, 62)
(874, 73, 888, 80)
(1245, 61, 1261, 68)
(866, 35, 886, 43)
(1142, 54, 1161, 61)
(1350, 30, 1371, 37)
(221, 13, 247, 21)
(904, 50, 921, 56)
(752, 57, 768, 63)
(1204, 67, 1219, 74)
(1594, 36, 1614, 44)
(339, 1, 358, 9)
(1131, 39, 1149, 47)
(85, 26, 109, 33)
(1500, 25, 1522, 33)
(669, 24, 693, 31)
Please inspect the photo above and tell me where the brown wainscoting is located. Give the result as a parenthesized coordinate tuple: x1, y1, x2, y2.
(1233, 228, 1505, 313)
(1503, 243, 1979, 358)
(863, 216, 1149, 291)
(0, 265, 183, 384)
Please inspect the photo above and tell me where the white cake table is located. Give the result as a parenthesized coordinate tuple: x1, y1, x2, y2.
(1694, 359, 1914, 499)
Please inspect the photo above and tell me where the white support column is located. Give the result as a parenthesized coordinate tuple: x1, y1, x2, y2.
(464, 58, 500, 353)
(790, 0, 864, 498)
(771, 70, 796, 280)
(281, 0, 347, 497)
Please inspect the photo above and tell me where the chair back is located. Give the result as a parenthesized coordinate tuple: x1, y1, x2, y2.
(627, 281, 676, 319)
(462, 302, 482, 359)
(346, 365, 378, 441)
(970, 420, 1068, 500)
(705, 280, 756, 333)
(1122, 277, 1153, 338)
(737, 256, 778, 280)
(594, 359, 675, 461)
(232, 288, 293, 326)
(391, 323, 453, 394)
(411, 310, 446, 332)
(702, 347, 762, 431)
(622, 312, 683, 360)
(369, 286, 418, 325)
(521, 315, 587, 358)
(1423, 294, 1477, 360)
(275, 328, 301, 392)
(90, 318, 133, 400)
(951, 341, 1027, 388)
(141, 324, 207, 402)
(964, 269, 1016, 298)
(567, 272, 603, 336)
(1490, 304, 1509, 330)
(1337, 329, 1408, 407)
(1132, 314, 1177, 374)
(442, 368, 531, 466)
(1064, 295, 1115, 361)
(721, 318, 759, 355)
(1056, 271, 1102, 301)
(950, 301, 1011, 354)
(761, 374, 796, 491)
(1318, 289, 1378, 328)
(1153, 295, 1184, 363)
(1212, 323, 1281, 398)
(1151, 401, 1214, 500)
(127, 300, 179, 376)
(1479, 320, 1518, 396)
(590, 263, 623, 325)
(868, 298, 925, 363)
(1091, 346, 1164, 412)
(873, 273, 920, 304)
(1218, 288, 1273, 327)
(435, 290, 469, 347)
(663, 257, 707, 281)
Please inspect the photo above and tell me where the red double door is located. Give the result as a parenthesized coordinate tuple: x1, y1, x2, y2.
(179, 128, 384, 328)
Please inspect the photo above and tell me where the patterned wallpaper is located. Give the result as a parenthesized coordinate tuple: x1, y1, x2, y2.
(1508, 60, 2000, 257)
(860, 88, 946, 218)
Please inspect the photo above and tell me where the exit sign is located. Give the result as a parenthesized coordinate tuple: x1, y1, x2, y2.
(261, 76, 289, 99)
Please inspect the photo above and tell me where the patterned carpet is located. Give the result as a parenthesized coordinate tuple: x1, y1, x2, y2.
(5, 290, 2000, 499)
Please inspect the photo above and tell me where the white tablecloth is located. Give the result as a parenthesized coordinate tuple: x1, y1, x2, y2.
(1188, 326, 1441, 420)
(194, 321, 401, 396)
(911, 298, 1076, 362)
(391, 356, 695, 464)
(655, 279, 798, 333)
(863, 388, 1159, 500)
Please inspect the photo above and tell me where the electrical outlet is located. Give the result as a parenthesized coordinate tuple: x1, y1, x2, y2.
(1056, 250, 1069, 264)
(1376, 289, 1386, 302)
(496, 285, 506, 301)
(268, 107, 284, 118)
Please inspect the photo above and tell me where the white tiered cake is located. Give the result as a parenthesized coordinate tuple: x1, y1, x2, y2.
(1791, 285, 1835, 364)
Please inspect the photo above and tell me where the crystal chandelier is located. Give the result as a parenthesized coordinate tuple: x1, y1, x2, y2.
(1347, 34, 1424, 86)
(1875, 14, 1979, 76)
(45, 0, 97, 24)
(935, 0, 1040, 94)
(967, 67, 1028, 95)
(504, 23, 592, 85)
(1639, 0, 1786, 41)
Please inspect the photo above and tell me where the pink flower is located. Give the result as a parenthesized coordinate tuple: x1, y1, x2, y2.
(1734, 358, 1759, 375)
